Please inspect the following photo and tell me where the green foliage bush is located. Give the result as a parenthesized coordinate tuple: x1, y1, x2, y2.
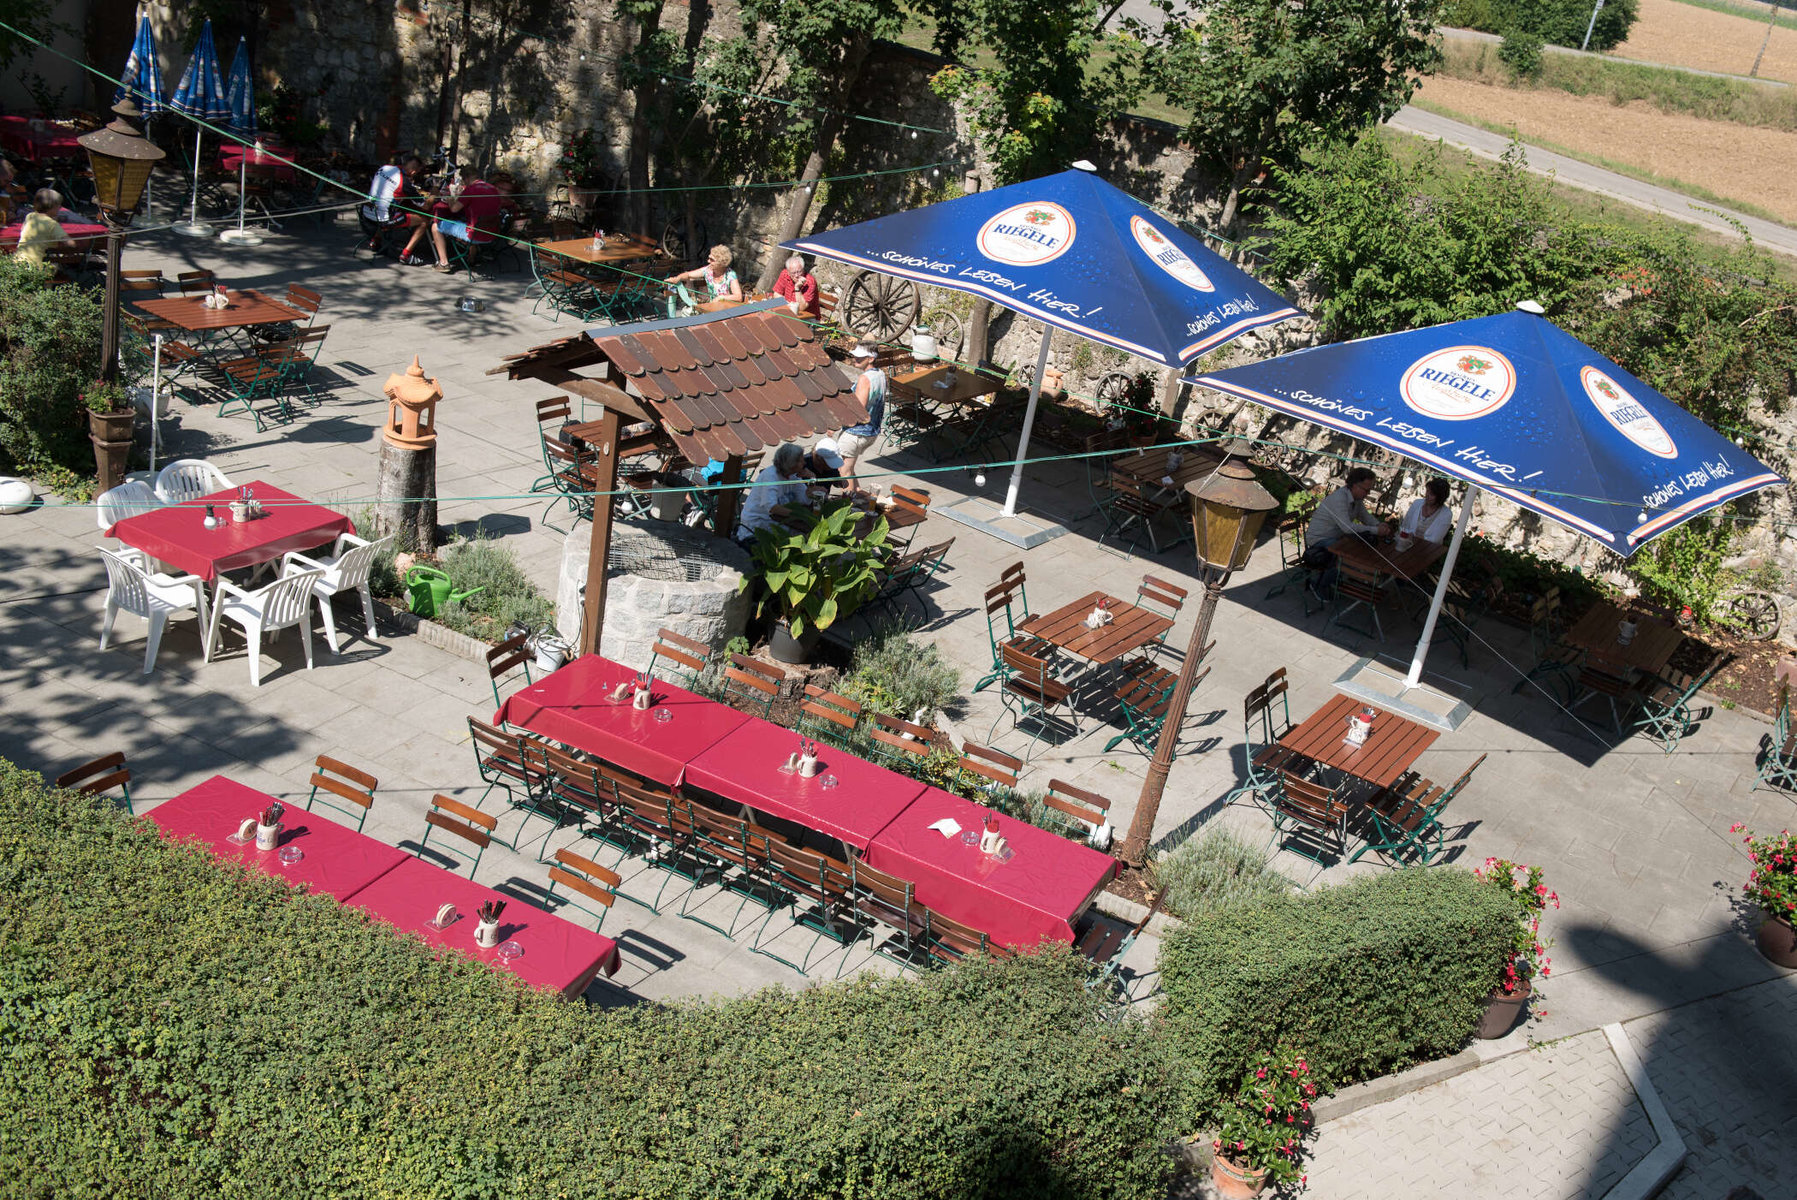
(1498, 28, 1545, 78)
(1443, 0, 1638, 50)
(435, 534, 556, 642)
(1149, 827, 1292, 920)
(0, 760, 1176, 1198)
(0, 255, 104, 475)
(1157, 869, 1515, 1118)
(839, 623, 963, 723)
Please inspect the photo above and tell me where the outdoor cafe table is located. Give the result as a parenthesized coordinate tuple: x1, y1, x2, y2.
(1020, 589, 1174, 667)
(495, 654, 750, 787)
(1109, 444, 1223, 493)
(1332, 535, 1448, 583)
(107, 481, 353, 583)
(1563, 600, 1683, 677)
(1278, 694, 1441, 792)
(344, 858, 621, 999)
(537, 234, 660, 268)
(892, 363, 1003, 410)
(0, 115, 83, 160)
(218, 142, 297, 182)
(863, 786, 1117, 949)
(683, 721, 926, 851)
(134, 289, 309, 344)
(0, 220, 107, 247)
(148, 775, 409, 900)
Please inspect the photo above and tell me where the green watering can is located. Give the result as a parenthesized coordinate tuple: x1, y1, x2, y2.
(405, 566, 483, 617)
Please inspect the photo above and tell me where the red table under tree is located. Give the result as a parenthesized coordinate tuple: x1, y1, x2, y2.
(864, 787, 1117, 950)
(107, 481, 352, 583)
(146, 775, 409, 900)
(496, 654, 749, 787)
(344, 858, 621, 999)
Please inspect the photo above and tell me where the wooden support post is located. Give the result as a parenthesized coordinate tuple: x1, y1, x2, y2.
(578, 408, 622, 659)
(715, 454, 745, 540)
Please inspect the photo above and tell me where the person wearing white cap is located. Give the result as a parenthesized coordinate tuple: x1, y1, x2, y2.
(805, 436, 847, 490)
(837, 338, 887, 485)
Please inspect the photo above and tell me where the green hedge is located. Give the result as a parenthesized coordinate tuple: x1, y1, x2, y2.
(1156, 869, 1514, 1118)
(1442, 0, 1640, 51)
(0, 256, 104, 476)
(0, 761, 1174, 1199)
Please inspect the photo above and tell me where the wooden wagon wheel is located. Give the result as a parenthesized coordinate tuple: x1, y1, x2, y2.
(1724, 590, 1780, 641)
(659, 219, 689, 264)
(1095, 371, 1133, 412)
(841, 271, 920, 341)
(923, 307, 964, 362)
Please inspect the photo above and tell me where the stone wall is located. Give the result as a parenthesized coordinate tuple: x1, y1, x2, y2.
(556, 520, 752, 670)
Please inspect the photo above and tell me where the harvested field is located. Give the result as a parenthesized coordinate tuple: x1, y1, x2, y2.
(1410, 74, 1797, 223)
(1613, 0, 1797, 84)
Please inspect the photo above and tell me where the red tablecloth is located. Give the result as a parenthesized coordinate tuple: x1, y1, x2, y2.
(107, 481, 352, 582)
(344, 858, 619, 998)
(0, 221, 107, 245)
(683, 721, 924, 851)
(496, 654, 749, 787)
(0, 115, 83, 159)
(864, 788, 1117, 950)
(218, 143, 297, 182)
(147, 775, 408, 900)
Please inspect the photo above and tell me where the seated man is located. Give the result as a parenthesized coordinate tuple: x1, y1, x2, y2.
(1301, 467, 1389, 589)
(15, 188, 71, 264)
(359, 153, 424, 250)
(424, 171, 506, 272)
(773, 253, 820, 321)
(1399, 478, 1454, 544)
(803, 436, 847, 491)
(734, 442, 812, 546)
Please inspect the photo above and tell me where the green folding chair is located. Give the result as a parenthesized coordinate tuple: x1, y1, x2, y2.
(418, 793, 497, 879)
(545, 847, 622, 931)
(1631, 655, 1721, 753)
(753, 841, 861, 977)
(796, 684, 863, 749)
(991, 642, 1077, 759)
(303, 754, 377, 833)
(647, 628, 712, 692)
(1754, 683, 1797, 793)
(679, 806, 785, 941)
(720, 653, 781, 718)
(486, 632, 534, 712)
(54, 751, 133, 814)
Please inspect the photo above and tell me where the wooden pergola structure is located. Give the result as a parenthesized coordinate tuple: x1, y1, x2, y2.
(488, 300, 869, 655)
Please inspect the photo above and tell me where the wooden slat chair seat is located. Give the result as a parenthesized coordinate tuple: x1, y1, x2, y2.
(418, 793, 497, 878)
(1350, 774, 1448, 866)
(756, 840, 860, 976)
(1074, 891, 1165, 1000)
(1107, 639, 1212, 754)
(1044, 779, 1114, 848)
(992, 642, 1076, 758)
(304, 753, 377, 833)
(546, 846, 622, 930)
(216, 345, 294, 431)
(797, 684, 862, 748)
(721, 653, 782, 718)
(958, 741, 1023, 796)
(486, 631, 534, 711)
(1630, 654, 1721, 753)
(680, 805, 782, 940)
(645, 627, 711, 691)
(266, 326, 331, 406)
(846, 854, 930, 970)
(54, 751, 133, 813)
(868, 712, 933, 768)
(884, 485, 931, 551)
(1101, 475, 1170, 553)
(1271, 771, 1352, 865)
(1572, 653, 1634, 732)
(923, 907, 1011, 967)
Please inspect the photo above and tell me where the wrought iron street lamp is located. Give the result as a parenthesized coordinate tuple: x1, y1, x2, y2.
(1117, 447, 1278, 866)
(78, 98, 164, 386)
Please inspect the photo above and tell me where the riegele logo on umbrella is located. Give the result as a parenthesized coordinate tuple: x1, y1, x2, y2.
(1129, 216, 1214, 292)
(1398, 346, 1517, 421)
(976, 202, 1076, 267)
(1582, 366, 1677, 459)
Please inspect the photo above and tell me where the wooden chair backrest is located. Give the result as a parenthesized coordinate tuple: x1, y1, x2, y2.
(959, 742, 1022, 790)
(1441, 753, 1487, 803)
(55, 751, 129, 797)
(549, 847, 621, 908)
(656, 626, 711, 657)
(849, 853, 915, 912)
(649, 634, 708, 678)
(999, 641, 1053, 686)
(425, 793, 496, 847)
(927, 908, 998, 959)
(870, 713, 932, 759)
(1137, 574, 1188, 614)
(889, 484, 930, 515)
(177, 269, 216, 294)
(286, 283, 323, 311)
(801, 684, 862, 733)
(1045, 779, 1112, 830)
(768, 839, 850, 904)
(487, 631, 532, 684)
(724, 653, 782, 699)
(1279, 772, 1346, 821)
(310, 754, 377, 811)
(1337, 558, 1383, 599)
(117, 269, 163, 294)
(468, 715, 522, 759)
(536, 394, 572, 427)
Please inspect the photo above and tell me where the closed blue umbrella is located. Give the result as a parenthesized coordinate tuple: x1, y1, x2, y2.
(115, 12, 165, 117)
(224, 37, 257, 138)
(168, 20, 230, 237)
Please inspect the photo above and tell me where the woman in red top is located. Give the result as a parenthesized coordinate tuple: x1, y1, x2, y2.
(773, 254, 820, 321)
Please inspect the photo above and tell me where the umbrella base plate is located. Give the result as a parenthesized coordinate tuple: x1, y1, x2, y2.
(1331, 655, 1476, 733)
(934, 496, 1069, 550)
(172, 224, 214, 239)
(218, 228, 265, 247)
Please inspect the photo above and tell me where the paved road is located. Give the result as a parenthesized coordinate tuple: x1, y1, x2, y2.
(1387, 105, 1797, 258)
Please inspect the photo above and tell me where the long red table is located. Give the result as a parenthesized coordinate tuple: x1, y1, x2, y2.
(345, 859, 620, 999)
(0, 220, 107, 246)
(864, 787, 1117, 950)
(683, 721, 925, 851)
(497, 654, 748, 786)
(107, 481, 353, 582)
(148, 775, 408, 900)
(0, 115, 83, 160)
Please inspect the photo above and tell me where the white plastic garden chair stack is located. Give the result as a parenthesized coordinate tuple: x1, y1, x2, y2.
(95, 481, 161, 530)
(154, 459, 233, 505)
(206, 565, 326, 687)
(281, 533, 393, 653)
(97, 547, 209, 674)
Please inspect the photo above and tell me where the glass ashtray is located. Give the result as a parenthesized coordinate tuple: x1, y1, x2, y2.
(960, 829, 979, 846)
(653, 707, 673, 723)
(277, 844, 304, 865)
(819, 774, 839, 788)
(495, 940, 525, 962)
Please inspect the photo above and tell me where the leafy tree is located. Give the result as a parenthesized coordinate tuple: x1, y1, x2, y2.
(1441, 0, 1639, 52)
(1124, 0, 1444, 231)
(0, 258, 103, 476)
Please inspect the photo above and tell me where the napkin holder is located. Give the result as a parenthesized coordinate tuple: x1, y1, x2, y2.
(474, 919, 501, 949)
(799, 751, 821, 778)
(228, 817, 257, 845)
(1160, 474, 1176, 487)
(426, 903, 459, 931)
(783, 751, 800, 772)
(610, 681, 632, 702)
(254, 820, 282, 851)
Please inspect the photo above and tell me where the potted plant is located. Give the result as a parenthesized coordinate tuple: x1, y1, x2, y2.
(739, 503, 889, 664)
(1207, 1050, 1316, 1198)
(1729, 823, 1797, 967)
(558, 128, 609, 214)
(84, 379, 134, 493)
(1473, 857, 1560, 1038)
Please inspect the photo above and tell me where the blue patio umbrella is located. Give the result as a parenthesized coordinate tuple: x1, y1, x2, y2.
(787, 165, 1304, 517)
(1193, 304, 1783, 695)
(167, 19, 230, 237)
(224, 37, 257, 138)
(115, 12, 165, 116)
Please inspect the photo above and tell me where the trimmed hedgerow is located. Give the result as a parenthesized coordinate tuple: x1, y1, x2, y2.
(1157, 868, 1515, 1118)
(0, 761, 1175, 1199)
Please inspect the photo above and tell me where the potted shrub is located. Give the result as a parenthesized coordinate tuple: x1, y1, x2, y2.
(740, 503, 889, 665)
(1729, 823, 1797, 967)
(1207, 1050, 1316, 1198)
(1473, 857, 1560, 1038)
(83, 379, 134, 493)
(558, 128, 609, 214)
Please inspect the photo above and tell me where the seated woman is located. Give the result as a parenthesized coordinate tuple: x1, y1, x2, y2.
(1399, 478, 1454, 544)
(15, 188, 70, 264)
(669, 244, 743, 305)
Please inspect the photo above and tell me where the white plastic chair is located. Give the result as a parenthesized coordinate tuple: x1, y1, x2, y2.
(95, 481, 161, 531)
(97, 547, 208, 674)
(206, 565, 326, 687)
(154, 459, 232, 506)
(282, 533, 392, 653)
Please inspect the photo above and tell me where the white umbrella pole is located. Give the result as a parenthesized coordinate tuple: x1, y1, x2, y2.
(175, 128, 209, 237)
(235, 159, 246, 232)
(999, 326, 1055, 518)
(1405, 486, 1479, 688)
(149, 334, 162, 476)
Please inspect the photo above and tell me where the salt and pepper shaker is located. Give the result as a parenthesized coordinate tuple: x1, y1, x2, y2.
(203, 504, 220, 530)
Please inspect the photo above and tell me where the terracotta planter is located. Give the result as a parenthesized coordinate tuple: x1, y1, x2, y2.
(1210, 1152, 1270, 1199)
(1475, 976, 1532, 1040)
(88, 408, 135, 442)
(1756, 912, 1797, 968)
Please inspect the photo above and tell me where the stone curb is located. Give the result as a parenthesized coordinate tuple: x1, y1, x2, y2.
(372, 600, 493, 665)
(1090, 891, 1182, 940)
(1601, 1022, 1686, 1200)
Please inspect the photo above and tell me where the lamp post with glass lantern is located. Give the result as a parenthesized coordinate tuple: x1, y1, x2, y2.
(1116, 448, 1279, 867)
(78, 98, 165, 387)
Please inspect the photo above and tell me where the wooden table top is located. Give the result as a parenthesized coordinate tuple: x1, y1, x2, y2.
(1020, 590, 1173, 666)
(1109, 445, 1224, 490)
(1332, 535, 1449, 582)
(1280, 693, 1441, 791)
(1564, 600, 1683, 676)
(536, 235, 660, 265)
(135, 289, 307, 332)
(893, 364, 1004, 407)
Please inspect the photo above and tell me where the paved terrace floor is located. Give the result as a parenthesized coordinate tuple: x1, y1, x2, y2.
(1, 214, 1791, 1190)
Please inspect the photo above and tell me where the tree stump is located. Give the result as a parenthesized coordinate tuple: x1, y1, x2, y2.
(377, 438, 437, 552)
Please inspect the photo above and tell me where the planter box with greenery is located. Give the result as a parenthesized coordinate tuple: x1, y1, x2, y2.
(741, 503, 889, 664)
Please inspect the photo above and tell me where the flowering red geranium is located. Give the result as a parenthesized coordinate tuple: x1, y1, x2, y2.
(1211, 1050, 1317, 1186)
(1475, 858, 1559, 997)
(1730, 824, 1797, 922)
